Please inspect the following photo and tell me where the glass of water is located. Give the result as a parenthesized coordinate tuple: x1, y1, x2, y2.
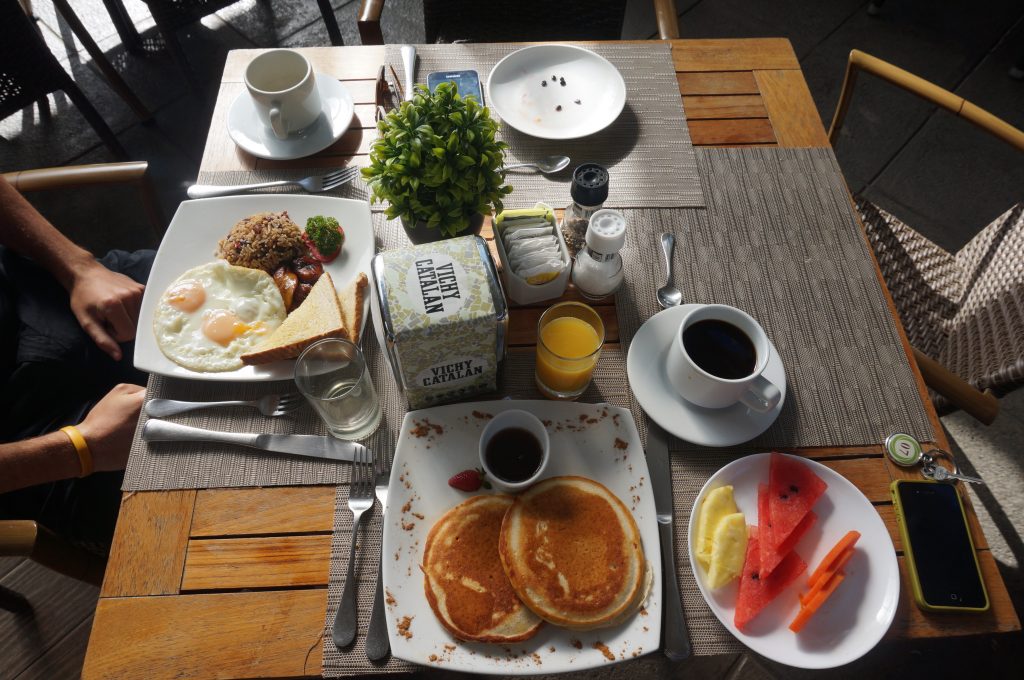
(294, 338, 381, 440)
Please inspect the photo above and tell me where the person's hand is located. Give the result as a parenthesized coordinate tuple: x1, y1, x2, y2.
(68, 263, 145, 361)
(76, 383, 145, 472)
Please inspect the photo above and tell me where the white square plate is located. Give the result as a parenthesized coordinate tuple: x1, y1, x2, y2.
(383, 400, 662, 674)
(134, 195, 374, 381)
(688, 453, 900, 669)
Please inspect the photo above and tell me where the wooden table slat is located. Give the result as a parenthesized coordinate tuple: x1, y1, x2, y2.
(100, 490, 195, 598)
(677, 71, 759, 95)
(682, 94, 768, 120)
(753, 69, 831, 148)
(82, 591, 325, 679)
(672, 38, 798, 72)
(181, 535, 331, 591)
(191, 486, 336, 537)
(688, 117, 777, 145)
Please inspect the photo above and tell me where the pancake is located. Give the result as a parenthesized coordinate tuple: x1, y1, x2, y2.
(499, 476, 649, 630)
(422, 495, 543, 643)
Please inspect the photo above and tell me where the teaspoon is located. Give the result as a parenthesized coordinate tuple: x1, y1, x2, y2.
(502, 155, 571, 174)
(657, 233, 683, 308)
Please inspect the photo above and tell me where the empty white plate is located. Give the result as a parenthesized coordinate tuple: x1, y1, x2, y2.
(486, 45, 626, 140)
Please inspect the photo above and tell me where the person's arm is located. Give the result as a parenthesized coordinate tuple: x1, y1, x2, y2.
(0, 383, 144, 494)
(0, 177, 145, 361)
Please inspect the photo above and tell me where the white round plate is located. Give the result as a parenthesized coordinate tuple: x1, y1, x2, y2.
(687, 453, 900, 669)
(626, 304, 786, 447)
(227, 74, 354, 160)
(486, 44, 626, 139)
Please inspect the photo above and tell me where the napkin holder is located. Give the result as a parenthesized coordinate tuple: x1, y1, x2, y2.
(370, 235, 508, 410)
(493, 203, 571, 305)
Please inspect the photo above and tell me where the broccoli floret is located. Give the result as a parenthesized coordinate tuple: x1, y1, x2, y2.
(305, 215, 343, 255)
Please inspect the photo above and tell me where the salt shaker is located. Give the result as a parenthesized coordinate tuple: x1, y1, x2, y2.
(572, 209, 626, 299)
(561, 163, 609, 257)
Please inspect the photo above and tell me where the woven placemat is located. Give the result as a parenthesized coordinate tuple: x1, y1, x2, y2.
(385, 42, 705, 209)
(614, 147, 935, 654)
(122, 214, 402, 491)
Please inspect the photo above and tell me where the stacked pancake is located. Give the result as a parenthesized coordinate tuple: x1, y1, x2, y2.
(422, 476, 650, 642)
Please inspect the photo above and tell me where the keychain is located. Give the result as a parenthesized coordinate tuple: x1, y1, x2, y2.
(884, 433, 985, 485)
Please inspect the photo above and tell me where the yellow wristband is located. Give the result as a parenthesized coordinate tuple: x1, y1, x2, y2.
(60, 425, 94, 477)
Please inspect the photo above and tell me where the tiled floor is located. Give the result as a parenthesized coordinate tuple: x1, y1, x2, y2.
(1, 1, 1022, 678)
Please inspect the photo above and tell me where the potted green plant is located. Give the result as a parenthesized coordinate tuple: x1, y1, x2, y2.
(362, 81, 512, 243)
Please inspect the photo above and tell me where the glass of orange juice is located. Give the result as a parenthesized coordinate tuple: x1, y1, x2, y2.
(535, 302, 605, 400)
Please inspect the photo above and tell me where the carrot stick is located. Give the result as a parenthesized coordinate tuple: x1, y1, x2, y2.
(806, 530, 860, 589)
(800, 546, 856, 606)
(790, 571, 847, 633)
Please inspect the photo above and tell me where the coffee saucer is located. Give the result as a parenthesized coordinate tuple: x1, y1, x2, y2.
(626, 304, 787, 447)
(227, 74, 354, 160)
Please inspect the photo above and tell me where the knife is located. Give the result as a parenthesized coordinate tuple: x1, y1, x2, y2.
(646, 419, 692, 660)
(143, 419, 363, 463)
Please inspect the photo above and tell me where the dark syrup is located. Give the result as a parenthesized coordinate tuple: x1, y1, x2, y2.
(485, 428, 543, 483)
(682, 319, 756, 380)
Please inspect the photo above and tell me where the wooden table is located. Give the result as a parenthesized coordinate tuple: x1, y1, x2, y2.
(82, 39, 1020, 679)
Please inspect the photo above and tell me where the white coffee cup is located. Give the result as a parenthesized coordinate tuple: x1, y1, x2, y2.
(666, 304, 781, 412)
(244, 49, 322, 140)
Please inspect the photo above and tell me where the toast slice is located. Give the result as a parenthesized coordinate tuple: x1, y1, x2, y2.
(338, 272, 368, 345)
(241, 272, 346, 365)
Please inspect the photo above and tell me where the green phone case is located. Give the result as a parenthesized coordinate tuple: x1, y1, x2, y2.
(890, 479, 989, 613)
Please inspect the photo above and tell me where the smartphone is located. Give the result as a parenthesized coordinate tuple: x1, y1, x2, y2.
(891, 480, 989, 612)
(427, 70, 484, 104)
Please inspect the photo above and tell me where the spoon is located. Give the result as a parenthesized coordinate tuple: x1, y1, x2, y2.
(657, 233, 683, 308)
(502, 155, 571, 174)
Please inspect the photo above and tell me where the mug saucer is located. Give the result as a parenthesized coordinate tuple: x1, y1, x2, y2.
(227, 73, 354, 160)
(626, 304, 787, 447)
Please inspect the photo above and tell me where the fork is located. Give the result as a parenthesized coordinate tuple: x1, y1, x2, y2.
(365, 430, 395, 660)
(332, 446, 375, 649)
(186, 166, 360, 199)
(144, 394, 301, 418)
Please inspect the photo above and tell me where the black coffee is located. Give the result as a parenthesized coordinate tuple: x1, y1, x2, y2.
(682, 319, 756, 380)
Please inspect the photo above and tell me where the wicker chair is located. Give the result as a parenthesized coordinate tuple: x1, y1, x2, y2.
(135, 0, 345, 89)
(0, 0, 127, 159)
(356, 0, 680, 45)
(830, 50, 1024, 424)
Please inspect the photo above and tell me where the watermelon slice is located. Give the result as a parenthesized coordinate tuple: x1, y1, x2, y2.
(764, 511, 816, 576)
(734, 526, 808, 632)
(768, 453, 827, 544)
(756, 484, 776, 572)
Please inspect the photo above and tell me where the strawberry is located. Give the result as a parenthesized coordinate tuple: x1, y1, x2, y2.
(447, 468, 490, 492)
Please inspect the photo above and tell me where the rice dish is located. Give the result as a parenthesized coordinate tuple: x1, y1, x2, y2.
(216, 211, 306, 272)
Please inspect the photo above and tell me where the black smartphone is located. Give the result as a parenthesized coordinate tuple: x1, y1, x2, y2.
(427, 69, 484, 104)
(891, 480, 989, 612)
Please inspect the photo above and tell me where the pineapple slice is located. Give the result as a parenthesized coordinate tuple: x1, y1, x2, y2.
(707, 512, 748, 589)
(695, 485, 739, 568)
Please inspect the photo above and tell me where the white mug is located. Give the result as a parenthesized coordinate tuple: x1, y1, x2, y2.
(245, 49, 322, 140)
(666, 304, 781, 412)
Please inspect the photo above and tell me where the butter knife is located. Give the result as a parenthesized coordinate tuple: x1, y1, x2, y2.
(143, 419, 363, 463)
(647, 420, 692, 660)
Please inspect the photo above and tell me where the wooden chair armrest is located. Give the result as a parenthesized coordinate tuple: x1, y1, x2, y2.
(358, 0, 385, 45)
(652, 0, 680, 39)
(829, 50, 1024, 152)
(3, 161, 149, 192)
(0, 520, 106, 585)
(912, 348, 999, 425)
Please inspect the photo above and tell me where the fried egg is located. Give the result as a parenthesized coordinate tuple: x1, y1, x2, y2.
(154, 261, 286, 372)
